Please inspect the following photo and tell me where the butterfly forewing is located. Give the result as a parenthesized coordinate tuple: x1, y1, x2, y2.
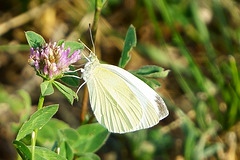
(86, 65, 144, 133)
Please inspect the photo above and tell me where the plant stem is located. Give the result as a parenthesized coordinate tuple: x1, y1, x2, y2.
(31, 94, 45, 160)
(37, 94, 44, 110)
(80, 87, 89, 123)
(92, 0, 102, 43)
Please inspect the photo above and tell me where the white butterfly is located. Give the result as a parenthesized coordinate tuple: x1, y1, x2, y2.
(79, 53, 169, 133)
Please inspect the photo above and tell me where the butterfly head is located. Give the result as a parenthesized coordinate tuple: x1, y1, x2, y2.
(82, 54, 99, 81)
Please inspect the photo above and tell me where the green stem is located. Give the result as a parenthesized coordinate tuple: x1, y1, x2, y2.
(92, 0, 102, 43)
(31, 94, 44, 160)
(37, 94, 44, 110)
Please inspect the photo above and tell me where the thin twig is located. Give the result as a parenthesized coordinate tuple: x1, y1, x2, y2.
(80, 87, 89, 122)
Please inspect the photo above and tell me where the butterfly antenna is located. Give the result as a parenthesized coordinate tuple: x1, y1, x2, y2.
(89, 24, 96, 55)
(78, 39, 92, 53)
(78, 39, 91, 62)
(82, 51, 90, 62)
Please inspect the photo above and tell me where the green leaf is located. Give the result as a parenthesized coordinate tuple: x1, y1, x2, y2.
(13, 140, 31, 160)
(129, 65, 169, 90)
(58, 128, 80, 147)
(64, 41, 84, 58)
(37, 118, 70, 148)
(118, 25, 137, 68)
(40, 81, 54, 96)
(60, 66, 80, 87)
(25, 31, 46, 49)
(53, 81, 78, 105)
(75, 153, 100, 160)
(57, 124, 109, 154)
(59, 141, 74, 160)
(16, 105, 59, 140)
(131, 65, 170, 78)
(75, 123, 110, 153)
(57, 40, 65, 46)
(132, 73, 161, 90)
(29, 146, 67, 160)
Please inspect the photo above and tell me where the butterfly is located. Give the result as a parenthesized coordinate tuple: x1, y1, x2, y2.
(78, 48, 169, 133)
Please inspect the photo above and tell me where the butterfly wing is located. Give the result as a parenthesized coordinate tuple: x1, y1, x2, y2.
(86, 63, 168, 133)
(101, 64, 169, 130)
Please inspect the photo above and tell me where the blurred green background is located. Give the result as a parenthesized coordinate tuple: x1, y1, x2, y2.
(0, 0, 240, 159)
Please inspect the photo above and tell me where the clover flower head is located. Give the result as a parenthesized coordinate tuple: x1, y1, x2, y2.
(28, 42, 81, 79)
